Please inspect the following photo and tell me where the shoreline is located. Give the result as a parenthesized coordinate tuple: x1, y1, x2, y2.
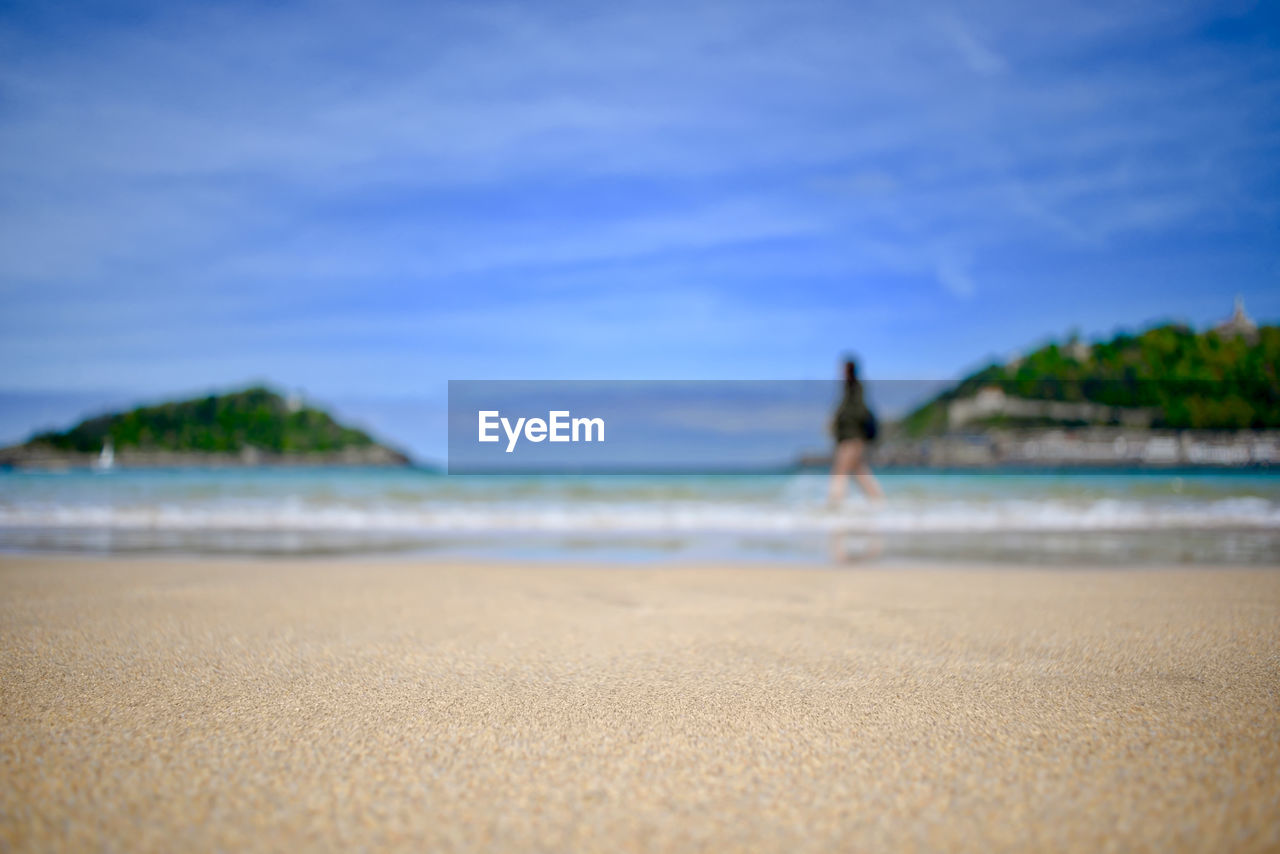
(3, 526, 1280, 567)
(4, 555, 1278, 852)
(2, 548, 1279, 570)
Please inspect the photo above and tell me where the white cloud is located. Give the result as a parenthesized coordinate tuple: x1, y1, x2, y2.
(936, 253, 978, 298)
(935, 12, 1008, 75)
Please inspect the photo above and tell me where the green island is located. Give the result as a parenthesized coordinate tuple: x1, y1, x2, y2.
(0, 387, 409, 468)
(899, 321, 1280, 437)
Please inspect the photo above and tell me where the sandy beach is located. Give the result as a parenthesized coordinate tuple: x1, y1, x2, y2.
(2, 556, 1277, 852)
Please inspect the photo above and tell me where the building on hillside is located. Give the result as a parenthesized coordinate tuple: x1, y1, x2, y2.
(1067, 337, 1092, 361)
(1215, 296, 1258, 343)
(947, 386, 1157, 430)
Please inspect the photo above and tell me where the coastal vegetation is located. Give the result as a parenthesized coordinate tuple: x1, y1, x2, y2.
(26, 387, 380, 455)
(900, 323, 1280, 436)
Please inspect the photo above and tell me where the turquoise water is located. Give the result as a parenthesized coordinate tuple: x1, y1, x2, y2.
(1, 467, 1277, 564)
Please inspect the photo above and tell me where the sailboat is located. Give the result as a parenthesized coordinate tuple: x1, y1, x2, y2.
(94, 438, 115, 472)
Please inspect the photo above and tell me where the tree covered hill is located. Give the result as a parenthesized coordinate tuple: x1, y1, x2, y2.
(17, 387, 396, 457)
(900, 323, 1280, 436)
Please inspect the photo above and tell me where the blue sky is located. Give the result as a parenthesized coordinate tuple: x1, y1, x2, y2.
(1, 0, 1277, 457)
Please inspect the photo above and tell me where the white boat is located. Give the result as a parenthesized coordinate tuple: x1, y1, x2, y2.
(94, 438, 115, 472)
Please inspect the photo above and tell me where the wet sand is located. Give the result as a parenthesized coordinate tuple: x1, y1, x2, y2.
(2, 556, 1278, 852)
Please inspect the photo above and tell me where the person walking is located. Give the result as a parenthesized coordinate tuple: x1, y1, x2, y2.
(828, 358, 885, 507)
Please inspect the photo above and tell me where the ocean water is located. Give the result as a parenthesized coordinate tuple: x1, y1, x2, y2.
(0, 467, 1277, 565)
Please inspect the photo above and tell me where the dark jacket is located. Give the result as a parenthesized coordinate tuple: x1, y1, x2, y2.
(832, 385, 877, 443)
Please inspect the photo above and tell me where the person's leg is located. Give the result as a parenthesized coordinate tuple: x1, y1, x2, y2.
(853, 456, 885, 503)
(827, 440, 858, 507)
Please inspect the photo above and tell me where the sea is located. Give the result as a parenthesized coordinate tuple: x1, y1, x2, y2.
(1, 467, 1277, 565)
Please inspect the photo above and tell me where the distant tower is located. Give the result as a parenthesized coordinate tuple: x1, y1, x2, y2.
(1066, 333, 1091, 362)
(1215, 296, 1258, 343)
(286, 389, 304, 413)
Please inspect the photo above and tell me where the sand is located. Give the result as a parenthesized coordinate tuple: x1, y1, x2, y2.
(1, 556, 1278, 853)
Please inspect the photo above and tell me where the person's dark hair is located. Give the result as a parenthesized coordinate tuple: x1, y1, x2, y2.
(843, 358, 860, 390)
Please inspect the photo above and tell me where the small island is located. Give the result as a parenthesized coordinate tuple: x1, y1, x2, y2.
(0, 387, 411, 470)
(900, 301, 1278, 436)
(866, 302, 1280, 468)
